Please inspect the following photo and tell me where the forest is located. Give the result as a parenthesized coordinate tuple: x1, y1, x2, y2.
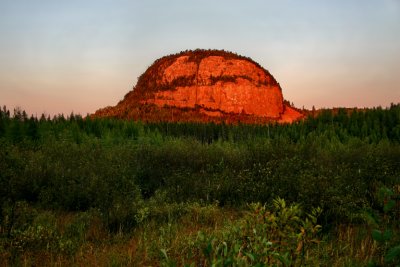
(0, 104, 399, 266)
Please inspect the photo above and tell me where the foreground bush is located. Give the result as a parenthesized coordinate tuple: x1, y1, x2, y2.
(161, 198, 322, 266)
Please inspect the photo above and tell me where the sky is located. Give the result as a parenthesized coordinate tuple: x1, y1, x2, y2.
(0, 0, 399, 116)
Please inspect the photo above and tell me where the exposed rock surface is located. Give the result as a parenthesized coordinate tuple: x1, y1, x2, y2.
(94, 49, 303, 123)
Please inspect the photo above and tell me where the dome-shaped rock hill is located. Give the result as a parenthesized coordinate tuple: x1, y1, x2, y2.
(94, 49, 303, 123)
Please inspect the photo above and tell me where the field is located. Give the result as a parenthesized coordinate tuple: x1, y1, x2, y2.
(0, 105, 400, 266)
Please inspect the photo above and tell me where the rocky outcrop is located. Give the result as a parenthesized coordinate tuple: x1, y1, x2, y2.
(94, 49, 303, 123)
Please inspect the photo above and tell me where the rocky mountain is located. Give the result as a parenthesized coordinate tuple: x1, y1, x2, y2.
(94, 49, 303, 123)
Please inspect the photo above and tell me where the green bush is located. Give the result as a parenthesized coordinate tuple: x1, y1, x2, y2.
(162, 198, 322, 266)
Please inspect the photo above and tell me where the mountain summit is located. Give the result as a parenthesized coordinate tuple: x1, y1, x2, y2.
(94, 49, 303, 123)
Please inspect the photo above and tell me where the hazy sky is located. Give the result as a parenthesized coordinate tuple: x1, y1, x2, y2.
(1, 0, 399, 116)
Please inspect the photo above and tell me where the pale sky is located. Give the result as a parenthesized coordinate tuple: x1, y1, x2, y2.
(0, 0, 399, 116)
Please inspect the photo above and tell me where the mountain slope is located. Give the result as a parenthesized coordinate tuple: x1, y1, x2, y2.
(94, 49, 303, 123)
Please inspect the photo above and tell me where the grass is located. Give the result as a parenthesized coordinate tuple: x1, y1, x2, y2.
(1, 199, 392, 266)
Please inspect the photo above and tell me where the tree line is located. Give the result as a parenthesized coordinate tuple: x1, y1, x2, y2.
(0, 104, 399, 230)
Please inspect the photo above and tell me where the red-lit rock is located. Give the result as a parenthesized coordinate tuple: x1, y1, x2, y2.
(94, 49, 303, 123)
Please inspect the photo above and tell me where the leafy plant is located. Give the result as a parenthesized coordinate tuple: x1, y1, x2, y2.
(162, 198, 322, 266)
(368, 186, 400, 266)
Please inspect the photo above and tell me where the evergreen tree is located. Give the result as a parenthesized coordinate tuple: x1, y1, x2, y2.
(26, 116, 39, 141)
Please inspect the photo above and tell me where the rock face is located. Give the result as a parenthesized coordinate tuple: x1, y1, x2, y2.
(94, 49, 303, 123)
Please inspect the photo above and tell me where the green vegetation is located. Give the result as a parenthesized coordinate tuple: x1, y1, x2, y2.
(0, 104, 400, 266)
